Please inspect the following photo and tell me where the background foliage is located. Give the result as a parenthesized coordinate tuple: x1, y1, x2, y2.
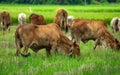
(0, 4, 120, 25)
(0, 0, 119, 5)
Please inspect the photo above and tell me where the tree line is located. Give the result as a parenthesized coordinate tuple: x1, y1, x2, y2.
(0, 0, 119, 5)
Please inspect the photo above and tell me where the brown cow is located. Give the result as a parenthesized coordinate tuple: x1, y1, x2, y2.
(54, 9, 68, 32)
(94, 28, 120, 50)
(0, 11, 12, 31)
(69, 19, 120, 50)
(29, 13, 46, 25)
(15, 23, 80, 57)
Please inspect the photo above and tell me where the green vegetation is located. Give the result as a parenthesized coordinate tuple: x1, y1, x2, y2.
(0, 4, 120, 25)
(0, 4, 120, 75)
(0, 0, 119, 5)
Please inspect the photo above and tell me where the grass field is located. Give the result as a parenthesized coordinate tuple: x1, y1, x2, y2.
(0, 4, 120, 75)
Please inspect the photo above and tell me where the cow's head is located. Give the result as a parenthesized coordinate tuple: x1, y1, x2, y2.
(21, 52, 31, 57)
(68, 41, 80, 57)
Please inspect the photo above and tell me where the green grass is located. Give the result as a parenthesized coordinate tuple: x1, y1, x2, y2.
(0, 4, 120, 75)
(0, 4, 120, 24)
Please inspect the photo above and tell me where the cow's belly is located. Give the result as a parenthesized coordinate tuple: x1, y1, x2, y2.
(30, 43, 51, 52)
(30, 39, 51, 52)
(81, 33, 97, 43)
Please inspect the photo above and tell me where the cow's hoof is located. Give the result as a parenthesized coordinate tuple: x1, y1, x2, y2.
(21, 53, 31, 57)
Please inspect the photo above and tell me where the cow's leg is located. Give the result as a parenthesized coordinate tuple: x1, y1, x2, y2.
(75, 36, 80, 45)
(3, 22, 8, 31)
(46, 48, 51, 57)
(3, 25, 6, 31)
(94, 38, 100, 50)
(6, 24, 10, 31)
(21, 40, 31, 57)
(21, 45, 30, 57)
(51, 42, 57, 54)
(2, 21, 5, 31)
(15, 37, 23, 56)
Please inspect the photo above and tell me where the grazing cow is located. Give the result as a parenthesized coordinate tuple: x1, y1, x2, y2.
(54, 9, 68, 32)
(94, 28, 120, 50)
(70, 19, 120, 50)
(0, 11, 12, 31)
(29, 13, 46, 25)
(15, 23, 80, 57)
(110, 17, 120, 32)
(18, 13, 26, 25)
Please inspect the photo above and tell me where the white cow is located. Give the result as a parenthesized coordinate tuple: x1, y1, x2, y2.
(110, 17, 120, 32)
(18, 13, 26, 25)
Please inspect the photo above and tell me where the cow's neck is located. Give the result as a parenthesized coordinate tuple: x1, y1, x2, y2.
(103, 30, 118, 49)
(59, 34, 73, 53)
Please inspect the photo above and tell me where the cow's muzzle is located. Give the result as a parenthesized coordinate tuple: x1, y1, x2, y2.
(21, 53, 31, 57)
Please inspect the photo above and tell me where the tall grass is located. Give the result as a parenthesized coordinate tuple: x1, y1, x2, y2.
(0, 4, 120, 75)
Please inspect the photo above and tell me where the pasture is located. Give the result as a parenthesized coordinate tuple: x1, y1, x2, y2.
(0, 4, 120, 75)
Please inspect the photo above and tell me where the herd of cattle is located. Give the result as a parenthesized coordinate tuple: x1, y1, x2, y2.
(0, 9, 120, 57)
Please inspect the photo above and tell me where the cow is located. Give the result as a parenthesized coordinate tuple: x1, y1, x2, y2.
(15, 23, 80, 57)
(54, 9, 68, 32)
(29, 13, 46, 25)
(0, 11, 12, 31)
(18, 13, 26, 25)
(110, 17, 120, 32)
(94, 28, 120, 50)
(69, 19, 120, 50)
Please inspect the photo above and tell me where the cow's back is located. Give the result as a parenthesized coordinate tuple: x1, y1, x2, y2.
(35, 23, 60, 40)
(29, 13, 46, 25)
(70, 19, 107, 33)
(70, 19, 107, 43)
